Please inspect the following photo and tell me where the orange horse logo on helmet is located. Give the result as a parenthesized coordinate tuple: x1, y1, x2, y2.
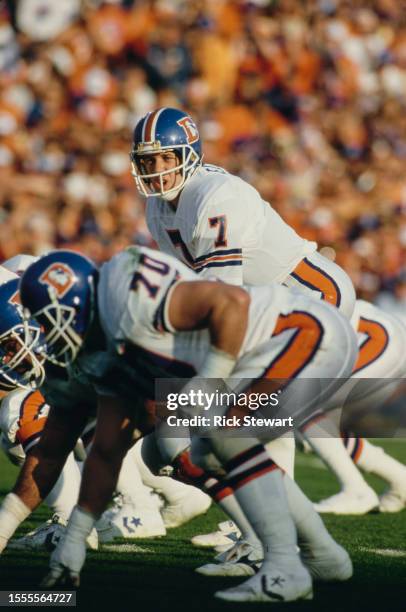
(177, 116, 199, 144)
(39, 263, 76, 298)
(8, 290, 23, 317)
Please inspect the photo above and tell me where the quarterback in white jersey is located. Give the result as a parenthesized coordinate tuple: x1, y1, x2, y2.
(131, 107, 355, 317)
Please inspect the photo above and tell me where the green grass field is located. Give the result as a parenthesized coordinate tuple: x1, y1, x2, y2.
(1, 441, 406, 611)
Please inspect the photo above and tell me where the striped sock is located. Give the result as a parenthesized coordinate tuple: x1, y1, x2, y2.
(221, 443, 300, 571)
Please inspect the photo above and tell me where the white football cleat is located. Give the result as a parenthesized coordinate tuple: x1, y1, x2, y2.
(8, 514, 98, 551)
(161, 487, 211, 529)
(97, 504, 166, 542)
(379, 483, 406, 513)
(191, 520, 241, 549)
(215, 564, 313, 603)
(196, 540, 263, 577)
(301, 542, 353, 582)
(314, 488, 379, 515)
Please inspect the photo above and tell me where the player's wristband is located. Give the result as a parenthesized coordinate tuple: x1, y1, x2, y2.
(65, 506, 97, 545)
(0, 493, 31, 542)
(198, 346, 237, 379)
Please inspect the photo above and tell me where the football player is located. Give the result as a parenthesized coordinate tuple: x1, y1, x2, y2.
(14, 246, 358, 602)
(301, 299, 406, 514)
(0, 262, 205, 546)
(0, 270, 98, 549)
(130, 107, 355, 317)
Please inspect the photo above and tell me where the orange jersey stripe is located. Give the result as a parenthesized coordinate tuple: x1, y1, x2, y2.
(291, 258, 341, 307)
(17, 417, 47, 446)
(265, 312, 324, 380)
(18, 390, 47, 429)
(353, 317, 389, 374)
(193, 254, 242, 267)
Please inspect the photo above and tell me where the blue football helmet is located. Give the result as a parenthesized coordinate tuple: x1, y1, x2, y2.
(19, 250, 98, 368)
(130, 107, 202, 200)
(0, 279, 45, 390)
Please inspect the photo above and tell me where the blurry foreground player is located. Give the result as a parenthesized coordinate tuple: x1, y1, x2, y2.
(0, 264, 207, 550)
(16, 247, 358, 602)
(301, 299, 406, 514)
(0, 272, 98, 550)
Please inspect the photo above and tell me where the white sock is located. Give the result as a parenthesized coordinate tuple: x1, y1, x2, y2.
(265, 433, 295, 479)
(203, 477, 261, 548)
(283, 475, 339, 554)
(212, 439, 301, 571)
(45, 453, 81, 521)
(350, 438, 406, 485)
(303, 421, 368, 491)
(116, 447, 157, 509)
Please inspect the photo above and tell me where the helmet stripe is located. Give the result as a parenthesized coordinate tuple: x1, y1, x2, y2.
(144, 108, 164, 142)
(141, 112, 151, 142)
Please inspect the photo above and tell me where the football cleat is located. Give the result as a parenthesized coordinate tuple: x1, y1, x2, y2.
(97, 504, 166, 542)
(196, 540, 263, 577)
(314, 488, 379, 515)
(161, 487, 211, 529)
(379, 483, 406, 513)
(301, 542, 353, 582)
(215, 564, 313, 603)
(8, 514, 98, 551)
(191, 520, 241, 549)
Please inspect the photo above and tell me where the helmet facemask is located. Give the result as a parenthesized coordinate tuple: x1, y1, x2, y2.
(130, 144, 201, 201)
(0, 321, 45, 390)
(30, 283, 94, 368)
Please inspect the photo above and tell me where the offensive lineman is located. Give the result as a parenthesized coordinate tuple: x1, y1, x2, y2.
(15, 246, 358, 602)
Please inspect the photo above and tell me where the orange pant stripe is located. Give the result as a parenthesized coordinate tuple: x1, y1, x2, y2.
(291, 257, 341, 307)
(353, 317, 389, 375)
(17, 417, 47, 446)
(265, 311, 324, 380)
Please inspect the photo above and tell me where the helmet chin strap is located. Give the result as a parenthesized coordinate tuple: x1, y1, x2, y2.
(160, 183, 184, 202)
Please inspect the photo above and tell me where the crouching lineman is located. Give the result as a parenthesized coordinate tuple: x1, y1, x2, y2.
(0, 275, 95, 548)
(301, 299, 406, 514)
(0, 282, 209, 552)
(13, 246, 359, 603)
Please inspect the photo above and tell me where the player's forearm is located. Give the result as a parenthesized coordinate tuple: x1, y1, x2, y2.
(78, 444, 124, 517)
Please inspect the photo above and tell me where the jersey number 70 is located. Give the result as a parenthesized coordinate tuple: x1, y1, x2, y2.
(130, 254, 169, 298)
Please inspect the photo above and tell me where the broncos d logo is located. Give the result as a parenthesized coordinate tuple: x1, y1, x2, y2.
(8, 290, 23, 317)
(177, 116, 199, 144)
(39, 263, 75, 298)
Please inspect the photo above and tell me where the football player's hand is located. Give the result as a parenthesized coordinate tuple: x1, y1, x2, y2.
(41, 533, 86, 588)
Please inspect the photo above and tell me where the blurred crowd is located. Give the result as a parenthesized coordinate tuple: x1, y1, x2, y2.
(1, 0, 406, 305)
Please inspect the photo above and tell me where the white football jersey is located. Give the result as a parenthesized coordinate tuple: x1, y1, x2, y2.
(98, 246, 350, 379)
(0, 388, 49, 453)
(0, 254, 38, 285)
(146, 165, 317, 286)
